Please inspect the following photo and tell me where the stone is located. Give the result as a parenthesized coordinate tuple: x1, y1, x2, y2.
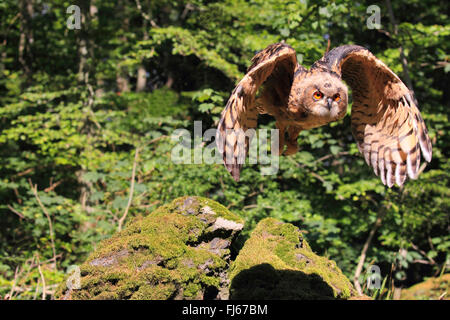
(54, 196, 244, 300)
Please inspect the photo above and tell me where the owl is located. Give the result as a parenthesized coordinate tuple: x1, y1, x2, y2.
(216, 43, 432, 187)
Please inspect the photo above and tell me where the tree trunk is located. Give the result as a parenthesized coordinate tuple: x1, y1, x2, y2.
(76, 0, 99, 211)
(136, 11, 149, 92)
(136, 66, 147, 92)
(18, 0, 34, 85)
(77, 0, 91, 84)
(116, 0, 130, 93)
(0, 39, 7, 74)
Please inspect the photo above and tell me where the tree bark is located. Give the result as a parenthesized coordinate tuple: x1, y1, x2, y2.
(76, 0, 98, 211)
(136, 16, 149, 92)
(18, 0, 34, 85)
(116, 0, 130, 93)
(136, 66, 147, 92)
(77, 0, 91, 84)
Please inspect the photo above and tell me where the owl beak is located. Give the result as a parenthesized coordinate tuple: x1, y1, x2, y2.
(326, 98, 333, 110)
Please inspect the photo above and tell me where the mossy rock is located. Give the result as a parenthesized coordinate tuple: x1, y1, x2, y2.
(55, 196, 244, 300)
(229, 218, 358, 299)
(401, 274, 449, 300)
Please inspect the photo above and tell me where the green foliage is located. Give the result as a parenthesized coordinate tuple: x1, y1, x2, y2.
(0, 0, 448, 299)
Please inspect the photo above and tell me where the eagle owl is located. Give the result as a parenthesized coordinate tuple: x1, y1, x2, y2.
(216, 43, 432, 187)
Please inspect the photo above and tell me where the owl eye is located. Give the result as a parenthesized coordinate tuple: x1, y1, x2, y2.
(313, 91, 323, 100)
(334, 94, 341, 102)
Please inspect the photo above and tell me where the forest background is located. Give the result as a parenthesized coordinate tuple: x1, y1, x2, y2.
(0, 0, 448, 299)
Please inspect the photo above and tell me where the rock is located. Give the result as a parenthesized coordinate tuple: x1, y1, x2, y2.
(401, 274, 449, 300)
(228, 218, 359, 299)
(54, 196, 244, 300)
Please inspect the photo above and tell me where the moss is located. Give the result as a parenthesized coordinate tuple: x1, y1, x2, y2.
(130, 283, 177, 300)
(401, 274, 449, 300)
(55, 196, 243, 300)
(184, 282, 202, 298)
(229, 218, 358, 300)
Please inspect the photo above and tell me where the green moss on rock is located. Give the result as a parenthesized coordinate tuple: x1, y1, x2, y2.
(401, 274, 449, 300)
(55, 196, 244, 300)
(229, 218, 358, 300)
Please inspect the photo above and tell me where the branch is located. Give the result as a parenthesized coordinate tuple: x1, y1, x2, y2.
(44, 180, 63, 193)
(313, 151, 350, 165)
(6, 266, 19, 300)
(410, 242, 436, 265)
(29, 180, 57, 269)
(7, 205, 25, 219)
(417, 162, 428, 176)
(180, 3, 195, 20)
(36, 255, 46, 300)
(118, 148, 139, 231)
(135, 0, 158, 27)
(353, 206, 387, 295)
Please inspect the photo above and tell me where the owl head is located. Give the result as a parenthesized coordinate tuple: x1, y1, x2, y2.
(288, 73, 348, 126)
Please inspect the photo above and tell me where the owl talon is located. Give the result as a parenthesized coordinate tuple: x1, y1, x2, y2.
(284, 126, 301, 156)
(283, 142, 299, 156)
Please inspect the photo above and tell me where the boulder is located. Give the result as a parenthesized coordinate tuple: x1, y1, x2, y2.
(229, 217, 358, 299)
(55, 196, 244, 300)
(55, 198, 363, 300)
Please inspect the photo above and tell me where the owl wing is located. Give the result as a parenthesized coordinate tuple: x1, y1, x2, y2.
(217, 43, 302, 181)
(311, 45, 432, 187)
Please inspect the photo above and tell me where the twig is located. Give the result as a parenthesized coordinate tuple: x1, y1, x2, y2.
(412, 259, 434, 265)
(36, 255, 46, 300)
(33, 278, 40, 300)
(118, 148, 139, 231)
(313, 151, 350, 165)
(44, 180, 63, 193)
(7, 205, 25, 219)
(7, 284, 58, 296)
(417, 162, 428, 176)
(377, 29, 392, 38)
(142, 135, 167, 148)
(353, 206, 388, 295)
(180, 3, 195, 20)
(138, 200, 160, 209)
(286, 156, 327, 183)
(309, 171, 325, 183)
(6, 266, 19, 300)
(16, 167, 34, 177)
(135, 0, 158, 27)
(410, 242, 436, 265)
(29, 180, 57, 269)
(12, 187, 22, 204)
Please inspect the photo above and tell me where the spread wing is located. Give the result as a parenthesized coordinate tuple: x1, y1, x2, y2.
(216, 43, 301, 181)
(311, 45, 432, 187)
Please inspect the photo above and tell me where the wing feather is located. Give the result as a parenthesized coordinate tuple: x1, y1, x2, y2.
(216, 43, 300, 181)
(312, 45, 432, 187)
